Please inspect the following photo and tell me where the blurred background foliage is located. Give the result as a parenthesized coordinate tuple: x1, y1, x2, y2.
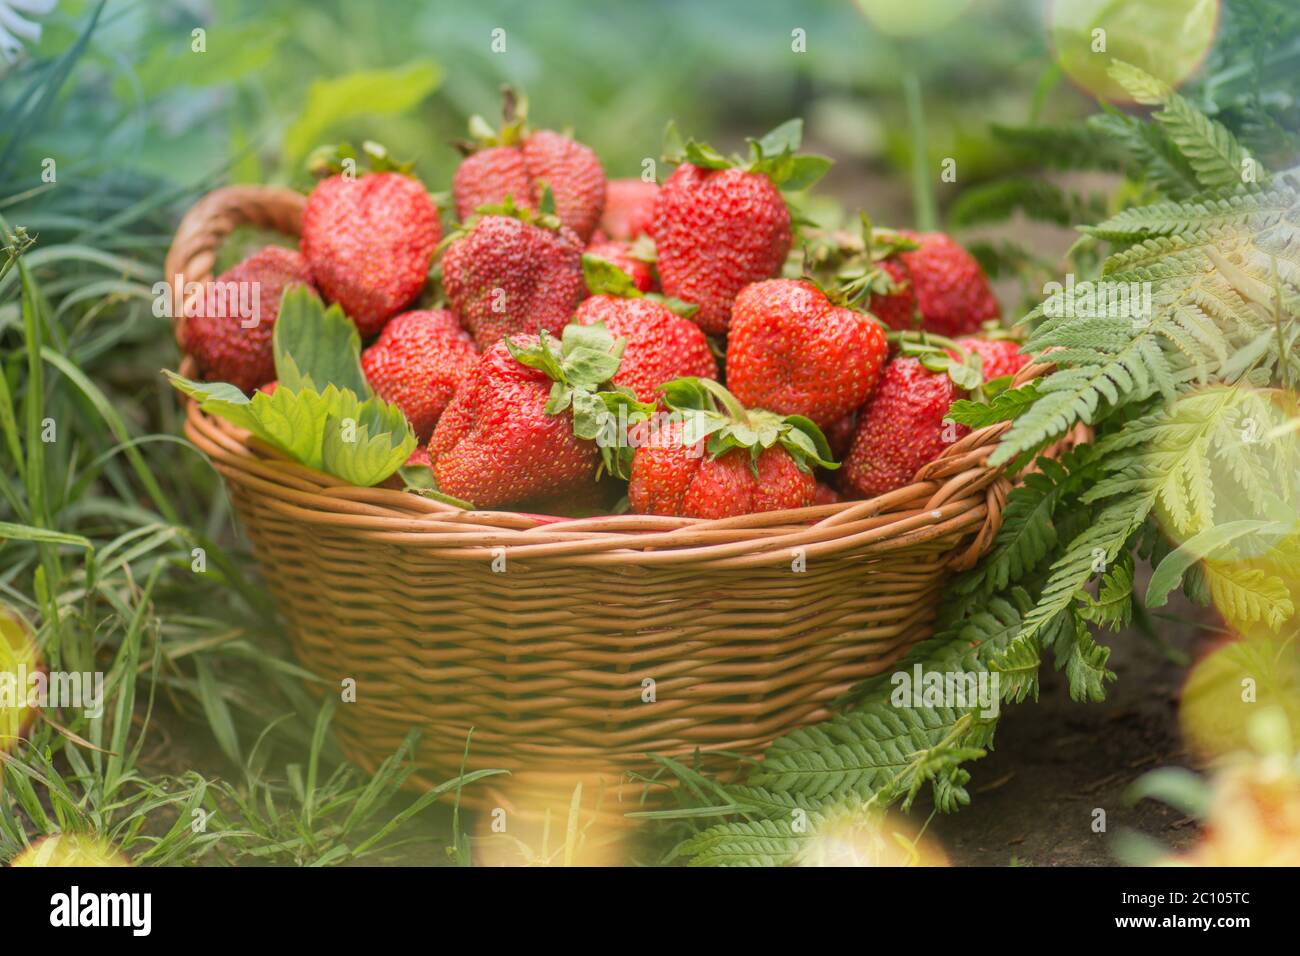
(5, 0, 1068, 212)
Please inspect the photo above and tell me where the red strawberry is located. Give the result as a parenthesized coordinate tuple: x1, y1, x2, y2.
(727, 279, 888, 428)
(573, 294, 716, 405)
(586, 239, 654, 292)
(441, 206, 586, 350)
(600, 178, 659, 240)
(841, 357, 970, 499)
(814, 482, 842, 506)
(651, 120, 828, 334)
(452, 91, 605, 241)
(627, 378, 832, 519)
(300, 171, 440, 336)
(956, 336, 1029, 381)
(866, 257, 918, 331)
(888, 231, 998, 336)
(181, 246, 314, 393)
(427, 325, 631, 508)
(823, 413, 857, 460)
(405, 445, 432, 468)
(654, 165, 790, 335)
(361, 310, 479, 440)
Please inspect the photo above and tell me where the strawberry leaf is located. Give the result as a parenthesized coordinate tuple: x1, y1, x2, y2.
(273, 286, 369, 396)
(582, 253, 644, 299)
(165, 372, 414, 486)
(751, 118, 804, 160)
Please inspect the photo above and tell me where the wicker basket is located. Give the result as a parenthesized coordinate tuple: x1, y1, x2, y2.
(166, 186, 1067, 817)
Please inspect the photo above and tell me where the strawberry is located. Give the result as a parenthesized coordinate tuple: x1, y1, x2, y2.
(814, 482, 842, 506)
(573, 255, 715, 403)
(585, 239, 654, 292)
(361, 309, 479, 440)
(627, 378, 833, 519)
(885, 231, 998, 336)
(181, 246, 315, 393)
(600, 178, 659, 240)
(866, 257, 918, 331)
(300, 158, 440, 337)
(440, 201, 586, 350)
(726, 279, 888, 428)
(452, 89, 605, 241)
(652, 120, 830, 334)
(841, 354, 971, 499)
(427, 324, 643, 508)
(956, 336, 1029, 381)
(823, 412, 857, 460)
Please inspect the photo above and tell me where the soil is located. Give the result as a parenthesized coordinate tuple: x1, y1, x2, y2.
(922, 590, 1209, 866)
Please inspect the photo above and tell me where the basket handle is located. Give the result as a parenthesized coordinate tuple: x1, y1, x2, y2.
(163, 185, 306, 354)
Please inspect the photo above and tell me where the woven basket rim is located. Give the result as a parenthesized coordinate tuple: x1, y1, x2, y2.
(167, 184, 1053, 569)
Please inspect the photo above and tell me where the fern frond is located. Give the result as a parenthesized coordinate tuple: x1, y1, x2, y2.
(1204, 561, 1294, 630)
(676, 818, 805, 867)
(990, 631, 1042, 703)
(1085, 186, 1295, 240)
(1109, 60, 1265, 192)
(1076, 551, 1134, 631)
(947, 383, 1040, 428)
(1013, 496, 1150, 644)
(1056, 616, 1116, 703)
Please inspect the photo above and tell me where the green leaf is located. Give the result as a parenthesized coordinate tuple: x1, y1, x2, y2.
(1146, 520, 1290, 608)
(772, 154, 833, 191)
(582, 253, 643, 299)
(684, 140, 731, 169)
(273, 286, 369, 396)
(948, 384, 1041, 428)
(752, 119, 803, 159)
(321, 403, 417, 487)
(282, 62, 443, 165)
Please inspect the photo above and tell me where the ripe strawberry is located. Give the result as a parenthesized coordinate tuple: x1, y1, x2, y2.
(652, 120, 829, 334)
(181, 246, 314, 393)
(956, 336, 1029, 381)
(427, 325, 636, 508)
(452, 91, 605, 241)
(727, 279, 888, 428)
(600, 178, 659, 240)
(586, 239, 654, 292)
(866, 257, 918, 331)
(814, 482, 841, 506)
(440, 204, 586, 350)
(886, 231, 998, 336)
(627, 378, 833, 519)
(574, 299, 715, 405)
(823, 413, 857, 460)
(841, 357, 970, 499)
(300, 171, 440, 336)
(361, 310, 479, 440)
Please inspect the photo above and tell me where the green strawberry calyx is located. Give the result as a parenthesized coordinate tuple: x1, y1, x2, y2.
(580, 253, 698, 318)
(816, 214, 921, 308)
(504, 323, 655, 480)
(439, 190, 567, 254)
(889, 331, 986, 393)
(307, 140, 416, 179)
(456, 86, 531, 152)
(659, 377, 837, 475)
(661, 118, 833, 192)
